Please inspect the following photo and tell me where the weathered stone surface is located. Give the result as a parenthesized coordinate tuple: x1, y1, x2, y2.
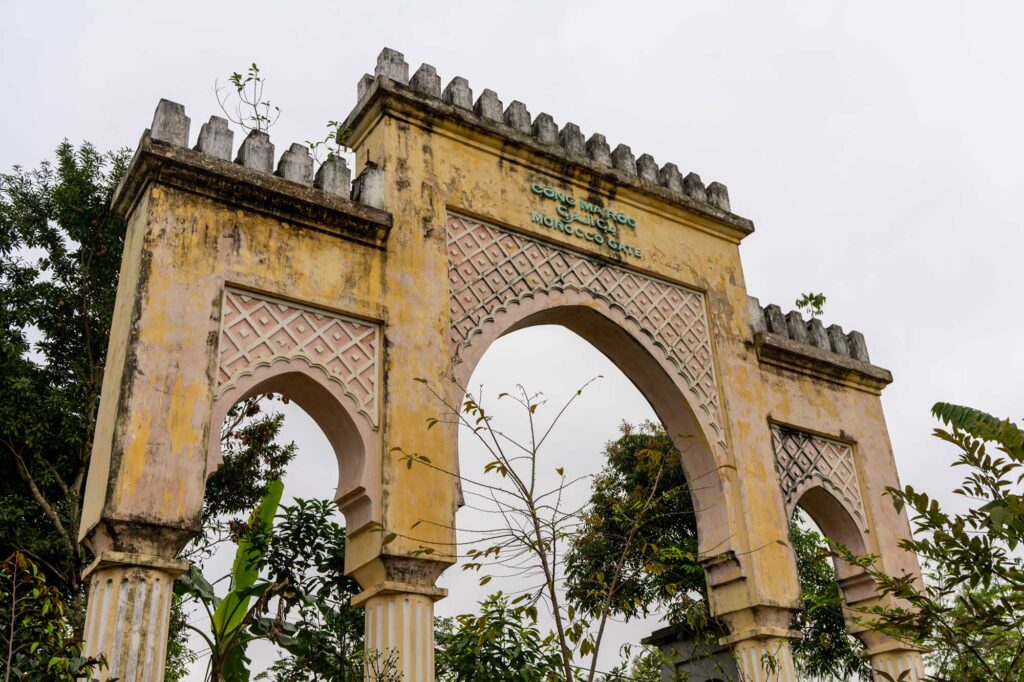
(659, 163, 684, 193)
(532, 113, 558, 145)
(827, 324, 850, 356)
(707, 181, 731, 211)
(611, 144, 637, 175)
(352, 162, 385, 209)
(806, 318, 830, 350)
(357, 74, 375, 101)
(748, 296, 766, 334)
(786, 311, 808, 344)
(375, 47, 409, 84)
(683, 172, 707, 203)
(764, 304, 787, 335)
(338, 75, 757, 236)
(442, 77, 472, 110)
(276, 143, 314, 186)
(235, 130, 274, 173)
(503, 101, 531, 134)
(195, 116, 233, 160)
(151, 99, 190, 147)
(756, 331, 894, 390)
(474, 89, 503, 122)
(410, 63, 441, 97)
(559, 123, 585, 156)
(586, 133, 611, 166)
(847, 330, 870, 362)
(636, 154, 659, 183)
(314, 155, 351, 197)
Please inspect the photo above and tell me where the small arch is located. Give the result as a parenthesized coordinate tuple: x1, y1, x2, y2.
(793, 485, 876, 605)
(207, 357, 380, 532)
(452, 293, 736, 559)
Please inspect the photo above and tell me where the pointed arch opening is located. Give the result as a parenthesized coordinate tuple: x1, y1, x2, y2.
(207, 358, 380, 533)
(453, 300, 735, 560)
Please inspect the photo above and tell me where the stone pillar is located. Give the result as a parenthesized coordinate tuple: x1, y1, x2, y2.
(82, 552, 188, 682)
(353, 582, 446, 681)
(869, 649, 926, 681)
(728, 637, 798, 682)
(858, 631, 927, 682)
(719, 606, 800, 682)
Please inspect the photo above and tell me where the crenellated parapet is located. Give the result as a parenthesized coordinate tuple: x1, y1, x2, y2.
(748, 296, 892, 392)
(349, 48, 744, 226)
(114, 99, 391, 247)
(149, 98, 368, 200)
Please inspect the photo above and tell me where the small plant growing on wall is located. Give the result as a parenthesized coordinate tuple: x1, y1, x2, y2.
(796, 291, 827, 318)
(216, 63, 281, 133)
(307, 120, 355, 163)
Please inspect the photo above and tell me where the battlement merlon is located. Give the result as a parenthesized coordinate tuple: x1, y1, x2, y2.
(747, 296, 893, 394)
(342, 48, 755, 243)
(111, 100, 392, 248)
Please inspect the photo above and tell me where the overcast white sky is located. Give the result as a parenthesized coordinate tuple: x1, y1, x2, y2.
(4, 0, 1022, 677)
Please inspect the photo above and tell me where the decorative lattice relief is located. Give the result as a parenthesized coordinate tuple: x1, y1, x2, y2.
(446, 214, 723, 445)
(770, 423, 866, 529)
(217, 288, 380, 426)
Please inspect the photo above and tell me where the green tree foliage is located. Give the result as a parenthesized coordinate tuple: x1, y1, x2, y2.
(435, 593, 563, 682)
(180, 489, 370, 682)
(0, 142, 129, 629)
(564, 421, 869, 680)
(256, 498, 365, 681)
(0, 141, 302, 669)
(178, 480, 286, 682)
(0, 551, 105, 681)
(840, 403, 1024, 681)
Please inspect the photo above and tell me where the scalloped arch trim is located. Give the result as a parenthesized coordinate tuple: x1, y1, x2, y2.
(446, 213, 723, 446)
(217, 288, 380, 427)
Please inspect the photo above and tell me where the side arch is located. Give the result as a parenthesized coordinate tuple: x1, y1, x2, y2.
(791, 484, 879, 618)
(773, 424, 877, 606)
(207, 358, 380, 532)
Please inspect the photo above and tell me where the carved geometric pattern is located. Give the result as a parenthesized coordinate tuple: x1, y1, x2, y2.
(447, 214, 723, 445)
(217, 288, 379, 426)
(770, 423, 866, 529)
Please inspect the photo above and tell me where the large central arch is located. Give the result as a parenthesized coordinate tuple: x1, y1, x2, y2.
(446, 213, 737, 561)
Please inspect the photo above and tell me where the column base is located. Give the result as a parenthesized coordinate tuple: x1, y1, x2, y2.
(82, 552, 188, 682)
(869, 647, 926, 681)
(718, 606, 801, 682)
(361, 591, 436, 682)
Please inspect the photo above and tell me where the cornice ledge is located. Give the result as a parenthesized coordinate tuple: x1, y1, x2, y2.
(755, 331, 893, 393)
(342, 77, 755, 243)
(113, 134, 392, 249)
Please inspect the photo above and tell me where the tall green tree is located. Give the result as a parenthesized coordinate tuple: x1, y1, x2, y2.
(564, 421, 870, 680)
(1, 143, 300, 655)
(435, 593, 563, 682)
(0, 142, 129, 628)
(839, 403, 1024, 681)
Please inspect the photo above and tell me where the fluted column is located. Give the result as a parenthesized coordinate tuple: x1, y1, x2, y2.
(859, 632, 927, 682)
(869, 649, 926, 681)
(82, 552, 188, 682)
(353, 581, 446, 681)
(719, 606, 800, 682)
(729, 637, 798, 682)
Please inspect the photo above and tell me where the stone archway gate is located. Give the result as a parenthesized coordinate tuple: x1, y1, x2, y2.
(79, 48, 925, 681)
